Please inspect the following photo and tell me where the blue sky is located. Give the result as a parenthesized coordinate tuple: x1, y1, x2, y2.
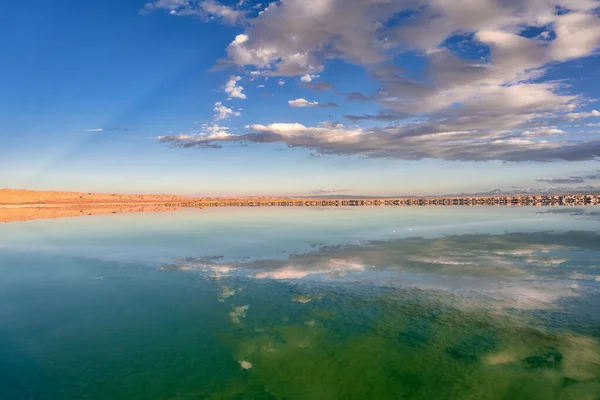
(1, 0, 600, 196)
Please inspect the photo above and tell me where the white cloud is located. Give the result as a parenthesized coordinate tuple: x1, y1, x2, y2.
(158, 124, 233, 148)
(159, 120, 600, 162)
(142, 0, 246, 25)
(567, 110, 600, 120)
(277, 79, 285, 86)
(157, 0, 600, 162)
(257, 84, 265, 88)
(550, 12, 600, 61)
(224, 75, 246, 99)
(213, 101, 240, 121)
(300, 73, 320, 83)
(85, 128, 104, 132)
(521, 128, 566, 137)
(310, 188, 353, 195)
(288, 98, 339, 108)
(248, 70, 261, 81)
(288, 98, 319, 107)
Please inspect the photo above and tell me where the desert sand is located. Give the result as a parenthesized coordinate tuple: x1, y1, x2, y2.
(0, 189, 193, 206)
(1, 188, 599, 224)
(0, 189, 192, 223)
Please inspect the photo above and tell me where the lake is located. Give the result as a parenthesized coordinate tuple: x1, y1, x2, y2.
(1, 206, 599, 399)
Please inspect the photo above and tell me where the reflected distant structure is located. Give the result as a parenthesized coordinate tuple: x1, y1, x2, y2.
(2, 192, 599, 223)
(177, 194, 600, 208)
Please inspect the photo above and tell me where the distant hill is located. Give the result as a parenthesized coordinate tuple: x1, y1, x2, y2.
(459, 186, 600, 196)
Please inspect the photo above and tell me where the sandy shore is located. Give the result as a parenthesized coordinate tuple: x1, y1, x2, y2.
(0, 189, 194, 206)
(0, 189, 194, 223)
(2, 188, 599, 223)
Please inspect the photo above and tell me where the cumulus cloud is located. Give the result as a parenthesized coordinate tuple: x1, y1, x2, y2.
(288, 98, 318, 107)
(158, 121, 600, 162)
(288, 98, 339, 108)
(224, 75, 246, 99)
(142, 0, 247, 25)
(214, 101, 240, 121)
(157, 0, 600, 162)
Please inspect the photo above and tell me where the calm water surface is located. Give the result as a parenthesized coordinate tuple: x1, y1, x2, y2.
(1, 206, 600, 399)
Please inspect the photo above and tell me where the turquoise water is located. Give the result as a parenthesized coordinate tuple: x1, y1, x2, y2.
(1, 207, 600, 399)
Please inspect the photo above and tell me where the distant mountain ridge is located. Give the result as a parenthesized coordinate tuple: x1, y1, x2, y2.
(307, 186, 600, 199)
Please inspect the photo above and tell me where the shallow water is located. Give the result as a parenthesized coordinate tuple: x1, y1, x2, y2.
(1, 206, 600, 399)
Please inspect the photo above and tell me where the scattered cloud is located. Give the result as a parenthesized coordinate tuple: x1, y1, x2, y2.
(566, 110, 600, 120)
(344, 112, 405, 122)
(582, 171, 600, 180)
(142, 0, 247, 25)
(505, 185, 600, 194)
(299, 73, 322, 84)
(521, 128, 566, 138)
(288, 98, 318, 108)
(249, 70, 261, 80)
(310, 188, 353, 195)
(157, 0, 600, 162)
(534, 170, 600, 184)
(158, 124, 233, 148)
(535, 176, 585, 184)
(224, 75, 246, 99)
(84, 127, 134, 133)
(288, 98, 339, 108)
(300, 81, 334, 91)
(158, 121, 600, 162)
(214, 101, 240, 121)
(345, 92, 370, 102)
(277, 79, 285, 86)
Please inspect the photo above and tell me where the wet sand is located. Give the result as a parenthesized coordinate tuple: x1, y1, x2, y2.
(0, 204, 185, 223)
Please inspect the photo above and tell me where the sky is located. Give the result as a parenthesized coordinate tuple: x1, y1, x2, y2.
(1, 0, 600, 197)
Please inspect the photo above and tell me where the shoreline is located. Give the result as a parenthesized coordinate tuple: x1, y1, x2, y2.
(1, 189, 599, 223)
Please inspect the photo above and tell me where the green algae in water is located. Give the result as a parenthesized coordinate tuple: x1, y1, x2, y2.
(199, 284, 600, 400)
(2, 253, 600, 399)
(1, 209, 600, 399)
